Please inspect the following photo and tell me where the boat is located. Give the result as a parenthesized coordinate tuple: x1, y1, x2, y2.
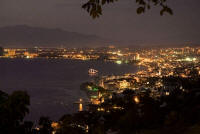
(88, 68, 98, 75)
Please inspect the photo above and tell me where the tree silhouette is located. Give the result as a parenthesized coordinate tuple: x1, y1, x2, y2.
(0, 90, 30, 134)
(0, 46, 3, 56)
(39, 116, 53, 134)
(82, 0, 173, 18)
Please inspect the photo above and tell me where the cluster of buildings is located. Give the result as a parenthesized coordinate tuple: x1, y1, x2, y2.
(0, 46, 140, 63)
(84, 46, 200, 106)
(1, 45, 200, 106)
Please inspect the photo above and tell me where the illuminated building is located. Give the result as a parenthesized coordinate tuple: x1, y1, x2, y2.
(79, 103, 83, 111)
(24, 52, 38, 58)
(108, 56, 118, 60)
(158, 69, 161, 76)
(136, 53, 140, 60)
(197, 49, 200, 54)
(4, 49, 16, 57)
(91, 98, 100, 105)
(79, 99, 83, 111)
(134, 77, 140, 82)
(99, 79, 104, 88)
(119, 80, 130, 89)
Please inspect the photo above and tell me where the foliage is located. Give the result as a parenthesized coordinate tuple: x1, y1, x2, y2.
(0, 90, 30, 134)
(0, 46, 3, 56)
(56, 114, 86, 134)
(1, 76, 200, 134)
(39, 116, 53, 134)
(82, 0, 173, 18)
(58, 81, 200, 133)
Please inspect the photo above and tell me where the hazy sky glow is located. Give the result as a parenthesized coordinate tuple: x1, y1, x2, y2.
(1, 0, 200, 46)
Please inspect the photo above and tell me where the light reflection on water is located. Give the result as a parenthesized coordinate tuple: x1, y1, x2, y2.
(0, 58, 137, 120)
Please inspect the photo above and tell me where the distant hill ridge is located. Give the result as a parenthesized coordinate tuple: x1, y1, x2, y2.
(0, 25, 106, 47)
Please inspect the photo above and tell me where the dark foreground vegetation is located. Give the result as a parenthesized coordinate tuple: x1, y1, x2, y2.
(1, 76, 200, 134)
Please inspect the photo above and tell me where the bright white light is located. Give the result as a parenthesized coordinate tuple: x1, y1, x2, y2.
(193, 58, 197, 61)
(185, 57, 191, 61)
(116, 60, 122, 64)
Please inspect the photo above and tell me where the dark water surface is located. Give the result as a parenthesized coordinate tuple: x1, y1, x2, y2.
(0, 58, 137, 121)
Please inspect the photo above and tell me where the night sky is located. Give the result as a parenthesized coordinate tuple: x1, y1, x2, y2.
(1, 0, 200, 46)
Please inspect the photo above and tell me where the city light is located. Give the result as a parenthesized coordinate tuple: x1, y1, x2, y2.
(116, 60, 122, 64)
(133, 96, 140, 104)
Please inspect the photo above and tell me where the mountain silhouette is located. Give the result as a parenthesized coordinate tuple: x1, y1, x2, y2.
(0, 25, 107, 47)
